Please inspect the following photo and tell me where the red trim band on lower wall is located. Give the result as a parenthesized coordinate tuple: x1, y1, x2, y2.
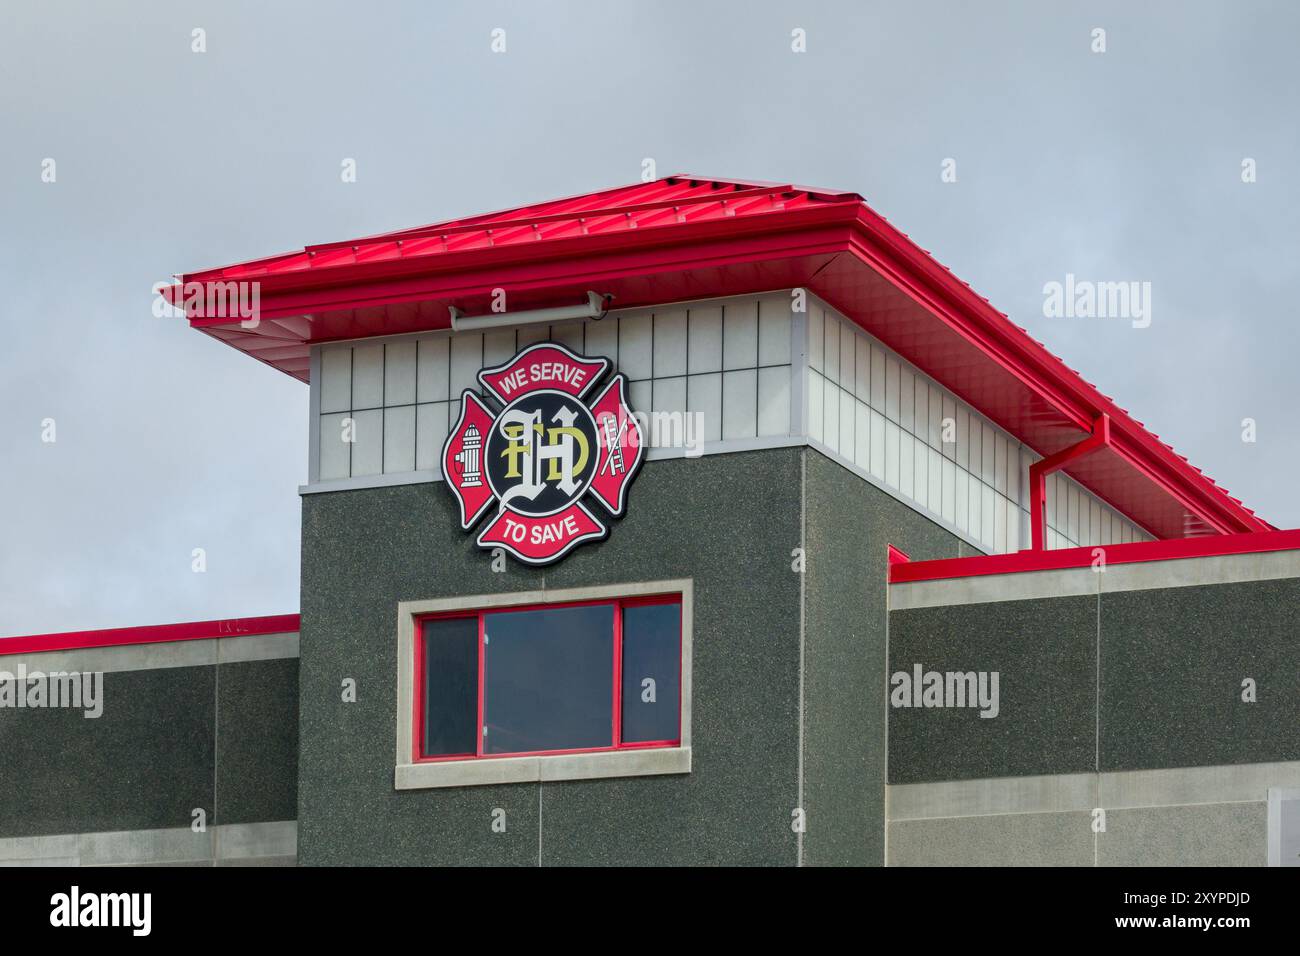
(889, 530, 1300, 584)
(0, 614, 301, 657)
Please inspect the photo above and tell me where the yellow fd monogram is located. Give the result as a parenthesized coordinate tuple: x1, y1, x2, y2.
(496, 406, 590, 508)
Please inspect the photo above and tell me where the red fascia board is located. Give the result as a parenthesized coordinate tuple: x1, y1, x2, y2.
(889, 529, 1300, 584)
(0, 613, 300, 657)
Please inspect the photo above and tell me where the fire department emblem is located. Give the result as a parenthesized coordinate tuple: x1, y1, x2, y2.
(441, 342, 646, 565)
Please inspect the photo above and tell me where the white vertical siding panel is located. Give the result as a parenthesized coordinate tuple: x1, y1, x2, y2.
(483, 329, 516, 366)
(449, 335, 482, 396)
(585, 317, 619, 366)
(823, 377, 840, 454)
(885, 419, 901, 488)
(808, 307, 825, 372)
(688, 307, 723, 374)
(839, 389, 855, 459)
(720, 369, 757, 440)
(808, 370, 825, 443)
(870, 409, 886, 481)
(350, 408, 383, 476)
(758, 298, 792, 366)
(619, 313, 653, 380)
(854, 334, 870, 400)
(318, 412, 351, 480)
(384, 341, 417, 407)
(821, 312, 839, 384)
(899, 365, 915, 433)
(320, 347, 353, 414)
(854, 400, 871, 472)
(900, 431, 916, 501)
(757, 366, 791, 438)
(653, 310, 688, 378)
(690, 373, 723, 443)
(723, 300, 759, 371)
(383, 405, 416, 474)
(352, 344, 385, 409)
(417, 338, 450, 403)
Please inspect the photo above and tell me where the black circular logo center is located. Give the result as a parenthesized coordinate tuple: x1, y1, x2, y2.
(484, 390, 600, 518)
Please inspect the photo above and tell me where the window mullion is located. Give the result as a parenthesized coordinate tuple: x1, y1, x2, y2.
(476, 613, 486, 757)
(613, 602, 624, 749)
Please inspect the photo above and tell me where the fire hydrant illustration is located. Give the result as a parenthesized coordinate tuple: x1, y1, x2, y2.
(454, 424, 482, 487)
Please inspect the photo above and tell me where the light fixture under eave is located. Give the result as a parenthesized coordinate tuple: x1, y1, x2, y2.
(449, 291, 610, 332)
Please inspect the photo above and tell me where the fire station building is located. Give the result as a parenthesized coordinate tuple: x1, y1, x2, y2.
(3, 176, 1298, 866)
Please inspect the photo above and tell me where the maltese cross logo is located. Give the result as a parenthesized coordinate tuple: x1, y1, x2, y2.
(441, 342, 646, 565)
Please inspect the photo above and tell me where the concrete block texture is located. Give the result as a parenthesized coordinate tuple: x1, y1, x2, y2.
(887, 811, 1095, 866)
(299, 450, 805, 866)
(1097, 803, 1267, 867)
(888, 596, 1098, 784)
(298, 447, 966, 866)
(216, 658, 299, 824)
(802, 450, 962, 865)
(0, 655, 299, 841)
(0, 667, 216, 837)
(0, 822, 297, 866)
(1100, 579, 1300, 771)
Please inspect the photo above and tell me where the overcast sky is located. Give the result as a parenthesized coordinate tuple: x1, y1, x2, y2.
(2, 0, 1297, 635)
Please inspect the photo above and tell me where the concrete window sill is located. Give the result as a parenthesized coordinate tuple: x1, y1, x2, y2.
(395, 746, 691, 790)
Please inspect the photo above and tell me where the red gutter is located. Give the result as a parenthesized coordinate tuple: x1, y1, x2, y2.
(889, 529, 1300, 584)
(0, 613, 300, 657)
(1029, 415, 1110, 550)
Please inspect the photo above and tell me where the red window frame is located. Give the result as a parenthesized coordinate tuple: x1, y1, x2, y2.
(412, 594, 682, 764)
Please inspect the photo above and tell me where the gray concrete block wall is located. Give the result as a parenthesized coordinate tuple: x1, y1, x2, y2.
(887, 596, 1097, 784)
(0, 655, 298, 846)
(1100, 579, 1300, 772)
(802, 451, 963, 865)
(888, 575, 1300, 785)
(886, 803, 1269, 867)
(883, 762, 1292, 866)
(884, 558, 1300, 866)
(0, 667, 215, 837)
(1098, 803, 1267, 866)
(298, 449, 805, 866)
(298, 446, 968, 866)
(216, 658, 300, 825)
(889, 810, 1095, 867)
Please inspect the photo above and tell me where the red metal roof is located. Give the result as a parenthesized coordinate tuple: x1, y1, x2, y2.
(164, 175, 1271, 541)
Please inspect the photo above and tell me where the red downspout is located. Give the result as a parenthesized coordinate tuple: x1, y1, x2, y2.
(1029, 414, 1111, 551)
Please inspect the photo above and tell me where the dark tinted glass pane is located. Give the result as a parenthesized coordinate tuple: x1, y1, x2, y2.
(620, 602, 681, 744)
(422, 617, 479, 757)
(483, 604, 614, 755)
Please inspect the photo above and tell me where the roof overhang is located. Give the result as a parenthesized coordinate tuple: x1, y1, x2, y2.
(163, 176, 1270, 541)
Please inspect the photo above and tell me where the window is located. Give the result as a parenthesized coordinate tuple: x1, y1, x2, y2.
(413, 594, 683, 764)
